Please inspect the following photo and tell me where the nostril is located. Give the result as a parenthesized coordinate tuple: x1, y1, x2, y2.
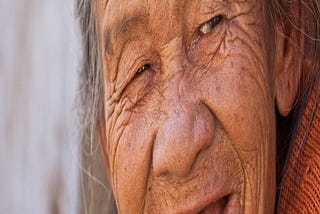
(152, 102, 216, 178)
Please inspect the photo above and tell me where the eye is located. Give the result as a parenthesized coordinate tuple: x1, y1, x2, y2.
(199, 15, 222, 35)
(137, 64, 150, 75)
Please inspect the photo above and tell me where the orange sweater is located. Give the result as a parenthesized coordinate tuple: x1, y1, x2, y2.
(278, 82, 320, 213)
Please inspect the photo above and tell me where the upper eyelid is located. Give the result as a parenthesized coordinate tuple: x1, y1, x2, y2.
(114, 60, 155, 105)
(199, 15, 223, 34)
(137, 64, 151, 74)
(188, 3, 225, 38)
(115, 54, 154, 94)
(204, 1, 225, 14)
(190, 14, 224, 48)
(117, 57, 143, 89)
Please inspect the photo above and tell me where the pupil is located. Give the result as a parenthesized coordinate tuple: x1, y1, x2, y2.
(137, 64, 150, 74)
(200, 15, 222, 35)
(208, 15, 222, 30)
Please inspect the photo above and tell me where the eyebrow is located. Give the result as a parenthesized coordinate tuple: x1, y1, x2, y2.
(104, 14, 149, 55)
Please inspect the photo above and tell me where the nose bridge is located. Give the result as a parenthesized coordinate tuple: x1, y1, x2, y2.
(161, 36, 187, 77)
(152, 98, 216, 178)
(161, 36, 189, 102)
(151, 36, 215, 178)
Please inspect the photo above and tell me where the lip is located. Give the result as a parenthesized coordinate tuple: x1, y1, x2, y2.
(175, 190, 236, 214)
(198, 194, 230, 214)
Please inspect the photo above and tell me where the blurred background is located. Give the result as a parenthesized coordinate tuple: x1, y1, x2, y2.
(0, 0, 81, 213)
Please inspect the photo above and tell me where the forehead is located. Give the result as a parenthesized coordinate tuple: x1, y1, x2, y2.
(97, 0, 258, 39)
(99, 0, 189, 43)
(102, 0, 188, 22)
(99, 0, 253, 21)
(97, 0, 228, 53)
(96, 0, 263, 58)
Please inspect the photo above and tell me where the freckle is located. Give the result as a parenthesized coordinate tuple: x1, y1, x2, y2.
(234, 113, 239, 121)
(240, 66, 246, 75)
(216, 86, 221, 93)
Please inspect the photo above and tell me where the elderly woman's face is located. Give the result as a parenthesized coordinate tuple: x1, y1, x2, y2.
(96, 0, 276, 213)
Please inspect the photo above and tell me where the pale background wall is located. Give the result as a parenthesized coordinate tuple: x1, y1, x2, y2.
(0, 0, 80, 213)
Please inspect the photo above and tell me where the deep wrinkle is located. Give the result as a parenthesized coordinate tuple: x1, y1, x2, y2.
(77, 0, 320, 212)
(94, 0, 284, 213)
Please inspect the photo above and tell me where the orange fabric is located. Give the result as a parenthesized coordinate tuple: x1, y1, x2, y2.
(278, 83, 320, 213)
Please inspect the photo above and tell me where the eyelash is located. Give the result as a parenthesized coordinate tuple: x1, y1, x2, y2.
(137, 64, 150, 74)
(199, 15, 222, 35)
(135, 16, 222, 74)
(190, 15, 223, 49)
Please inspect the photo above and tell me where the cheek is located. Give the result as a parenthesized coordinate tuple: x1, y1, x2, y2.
(194, 48, 276, 212)
(198, 52, 275, 152)
(106, 110, 155, 213)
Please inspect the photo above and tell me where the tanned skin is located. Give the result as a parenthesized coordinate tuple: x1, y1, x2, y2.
(93, 0, 301, 213)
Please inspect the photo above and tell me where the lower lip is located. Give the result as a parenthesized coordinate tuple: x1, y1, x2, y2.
(199, 194, 237, 214)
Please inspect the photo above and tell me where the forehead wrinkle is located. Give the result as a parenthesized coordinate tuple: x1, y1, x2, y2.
(103, 13, 149, 55)
(116, 14, 148, 38)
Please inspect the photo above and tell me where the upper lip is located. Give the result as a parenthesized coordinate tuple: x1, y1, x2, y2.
(173, 187, 233, 214)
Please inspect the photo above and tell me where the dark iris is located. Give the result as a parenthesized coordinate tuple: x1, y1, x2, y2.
(208, 15, 222, 30)
(200, 15, 222, 35)
(137, 64, 150, 74)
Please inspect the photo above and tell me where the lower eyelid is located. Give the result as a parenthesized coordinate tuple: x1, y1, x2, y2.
(188, 19, 226, 62)
(127, 69, 154, 94)
(190, 15, 225, 49)
(123, 71, 155, 109)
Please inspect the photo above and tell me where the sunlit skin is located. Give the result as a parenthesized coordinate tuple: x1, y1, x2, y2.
(93, 0, 299, 213)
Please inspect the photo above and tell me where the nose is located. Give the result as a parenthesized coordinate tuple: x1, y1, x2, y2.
(152, 100, 216, 178)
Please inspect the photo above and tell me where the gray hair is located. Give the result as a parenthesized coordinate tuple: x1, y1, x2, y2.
(75, 0, 117, 213)
(75, 0, 320, 213)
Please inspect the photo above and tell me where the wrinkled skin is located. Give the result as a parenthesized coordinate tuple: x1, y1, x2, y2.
(94, 0, 288, 213)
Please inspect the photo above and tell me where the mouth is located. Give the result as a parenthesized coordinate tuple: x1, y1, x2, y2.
(198, 194, 232, 214)
(176, 192, 238, 214)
